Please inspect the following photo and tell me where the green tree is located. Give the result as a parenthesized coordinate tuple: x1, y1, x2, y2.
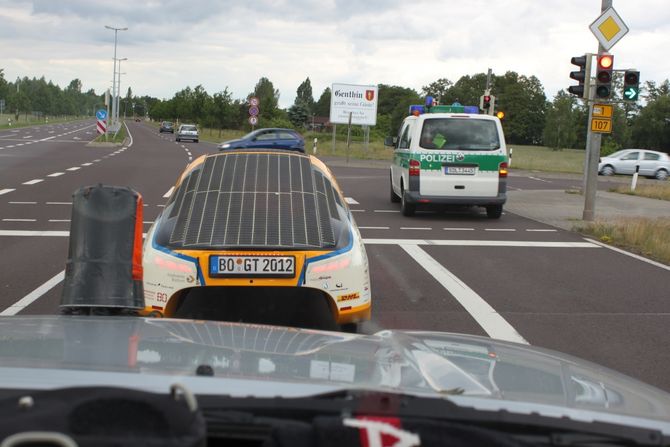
(252, 77, 280, 121)
(377, 84, 421, 135)
(494, 72, 547, 145)
(631, 93, 670, 152)
(421, 78, 453, 102)
(313, 87, 331, 117)
(288, 102, 309, 127)
(295, 77, 315, 113)
(543, 90, 578, 150)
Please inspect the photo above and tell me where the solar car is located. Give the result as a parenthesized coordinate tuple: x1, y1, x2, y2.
(143, 149, 371, 330)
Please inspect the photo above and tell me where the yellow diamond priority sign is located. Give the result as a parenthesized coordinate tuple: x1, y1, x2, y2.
(589, 7, 629, 51)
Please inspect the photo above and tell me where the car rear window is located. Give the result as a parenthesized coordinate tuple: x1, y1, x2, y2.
(182, 125, 197, 131)
(164, 152, 344, 249)
(419, 118, 500, 151)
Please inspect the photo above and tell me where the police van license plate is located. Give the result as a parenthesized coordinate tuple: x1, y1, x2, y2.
(209, 255, 295, 277)
(445, 166, 476, 175)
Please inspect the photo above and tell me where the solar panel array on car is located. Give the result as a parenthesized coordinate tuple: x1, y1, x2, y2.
(168, 152, 341, 249)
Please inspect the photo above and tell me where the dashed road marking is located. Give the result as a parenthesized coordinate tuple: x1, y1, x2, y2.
(443, 227, 475, 231)
(47, 172, 65, 177)
(163, 187, 175, 198)
(22, 179, 44, 185)
(66, 167, 81, 171)
(484, 228, 516, 232)
(374, 210, 400, 213)
(526, 229, 558, 232)
(0, 189, 16, 196)
(3, 218, 37, 222)
(46, 202, 72, 205)
(400, 227, 432, 231)
(9, 201, 36, 205)
(345, 197, 359, 205)
(359, 226, 390, 230)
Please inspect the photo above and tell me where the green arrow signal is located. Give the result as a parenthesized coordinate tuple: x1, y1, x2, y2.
(624, 86, 639, 101)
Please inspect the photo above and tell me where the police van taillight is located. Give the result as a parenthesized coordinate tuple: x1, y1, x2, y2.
(409, 159, 421, 176)
(499, 162, 508, 178)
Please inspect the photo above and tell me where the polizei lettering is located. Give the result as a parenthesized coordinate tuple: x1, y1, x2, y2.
(334, 90, 363, 99)
(419, 153, 456, 163)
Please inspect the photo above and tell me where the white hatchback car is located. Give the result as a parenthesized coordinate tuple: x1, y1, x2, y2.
(598, 149, 670, 181)
(176, 124, 199, 143)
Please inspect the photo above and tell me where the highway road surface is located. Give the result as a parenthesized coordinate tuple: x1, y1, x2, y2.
(1, 120, 669, 391)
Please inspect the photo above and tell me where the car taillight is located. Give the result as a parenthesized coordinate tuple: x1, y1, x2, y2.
(409, 159, 421, 176)
(499, 162, 508, 178)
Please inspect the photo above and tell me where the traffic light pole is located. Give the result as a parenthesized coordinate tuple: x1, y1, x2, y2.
(582, 0, 612, 221)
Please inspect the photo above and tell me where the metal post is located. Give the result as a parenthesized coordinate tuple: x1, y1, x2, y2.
(332, 124, 336, 153)
(582, 0, 611, 221)
(105, 26, 127, 130)
(346, 112, 352, 164)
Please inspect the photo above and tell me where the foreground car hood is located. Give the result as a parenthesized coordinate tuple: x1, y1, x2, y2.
(0, 316, 669, 425)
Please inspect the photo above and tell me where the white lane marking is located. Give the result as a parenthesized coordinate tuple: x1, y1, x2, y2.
(93, 159, 101, 162)
(189, 156, 192, 161)
(163, 186, 175, 198)
(15, 143, 23, 146)
(23, 135, 32, 139)
(22, 179, 44, 185)
(0, 270, 65, 316)
(156, 204, 165, 208)
(48, 219, 70, 222)
(6, 145, 14, 148)
(143, 221, 154, 224)
(81, 162, 92, 166)
(443, 227, 475, 231)
(526, 229, 558, 232)
(0, 189, 16, 195)
(401, 244, 528, 344)
(484, 228, 516, 232)
(66, 167, 81, 171)
(400, 227, 432, 230)
(124, 122, 133, 147)
(47, 172, 65, 177)
(529, 176, 551, 183)
(359, 226, 390, 230)
(9, 201, 37, 204)
(586, 238, 670, 272)
(350, 209, 366, 213)
(345, 197, 359, 205)
(374, 210, 400, 213)
(46, 202, 72, 205)
(363, 239, 600, 248)
(3, 218, 37, 222)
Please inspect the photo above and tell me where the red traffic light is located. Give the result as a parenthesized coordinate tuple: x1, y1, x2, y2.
(598, 54, 613, 69)
(483, 95, 491, 102)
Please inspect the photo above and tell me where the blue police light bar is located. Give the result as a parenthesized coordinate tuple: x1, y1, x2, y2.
(409, 105, 425, 115)
(463, 106, 480, 114)
(425, 96, 434, 107)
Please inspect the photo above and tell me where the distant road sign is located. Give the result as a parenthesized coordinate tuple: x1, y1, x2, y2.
(96, 109, 107, 120)
(589, 7, 628, 51)
(249, 116, 258, 126)
(249, 97, 259, 107)
(249, 106, 259, 117)
(591, 117, 612, 133)
(592, 104, 613, 118)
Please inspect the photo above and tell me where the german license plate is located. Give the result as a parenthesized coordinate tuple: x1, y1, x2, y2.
(209, 255, 295, 278)
(445, 166, 476, 175)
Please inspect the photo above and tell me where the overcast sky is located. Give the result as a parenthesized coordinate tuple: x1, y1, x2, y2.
(1, 0, 669, 108)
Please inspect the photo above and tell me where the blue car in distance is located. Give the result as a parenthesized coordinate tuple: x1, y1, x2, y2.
(218, 128, 305, 152)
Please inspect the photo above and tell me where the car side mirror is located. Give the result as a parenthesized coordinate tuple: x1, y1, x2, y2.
(384, 136, 397, 147)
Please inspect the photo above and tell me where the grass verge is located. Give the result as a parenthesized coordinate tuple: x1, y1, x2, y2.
(608, 183, 670, 201)
(0, 114, 87, 130)
(93, 124, 127, 144)
(575, 218, 670, 265)
(508, 145, 585, 173)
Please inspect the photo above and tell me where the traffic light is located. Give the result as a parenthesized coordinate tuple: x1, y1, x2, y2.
(568, 54, 591, 98)
(623, 70, 640, 101)
(595, 54, 614, 99)
(479, 94, 496, 115)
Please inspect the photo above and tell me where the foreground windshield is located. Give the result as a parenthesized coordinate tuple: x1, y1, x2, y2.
(419, 118, 500, 150)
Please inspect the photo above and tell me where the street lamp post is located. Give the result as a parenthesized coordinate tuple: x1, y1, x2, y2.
(116, 58, 127, 124)
(105, 25, 127, 130)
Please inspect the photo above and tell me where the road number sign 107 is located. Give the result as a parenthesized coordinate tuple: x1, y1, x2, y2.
(591, 118, 612, 134)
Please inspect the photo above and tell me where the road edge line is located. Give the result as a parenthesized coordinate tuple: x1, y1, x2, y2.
(584, 238, 670, 272)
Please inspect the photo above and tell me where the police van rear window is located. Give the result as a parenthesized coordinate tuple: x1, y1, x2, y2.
(419, 118, 500, 151)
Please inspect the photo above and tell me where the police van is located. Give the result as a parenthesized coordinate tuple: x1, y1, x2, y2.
(385, 99, 508, 218)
